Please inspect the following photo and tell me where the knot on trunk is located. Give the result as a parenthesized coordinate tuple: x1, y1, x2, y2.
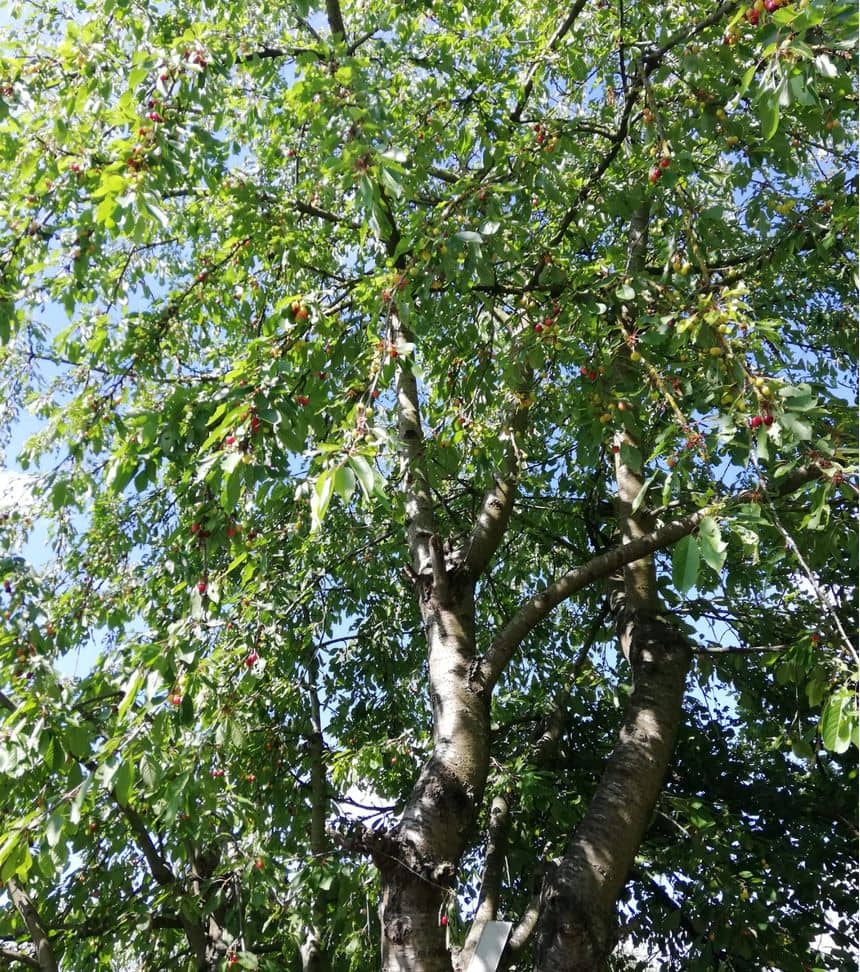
(384, 914, 412, 944)
(627, 619, 691, 672)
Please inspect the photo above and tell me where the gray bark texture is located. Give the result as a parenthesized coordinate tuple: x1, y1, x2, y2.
(380, 575, 489, 972)
(531, 611, 691, 970)
(7, 879, 58, 972)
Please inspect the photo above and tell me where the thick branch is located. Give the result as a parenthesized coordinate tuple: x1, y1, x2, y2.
(460, 795, 511, 968)
(476, 467, 821, 690)
(476, 509, 705, 689)
(6, 880, 58, 972)
(615, 205, 658, 617)
(325, 0, 347, 40)
(235, 45, 320, 64)
(0, 946, 39, 970)
(119, 804, 175, 886)
(500, 893, 541, 969)
(292, 198, 360, 227)
(393, 311, 439, 577)
(307, 653, 328, 857)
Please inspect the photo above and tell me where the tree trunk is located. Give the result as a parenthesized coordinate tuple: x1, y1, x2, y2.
(532, 610, 691, 970)
(532, 251, 693, 969)
(379, 574, 489, 972)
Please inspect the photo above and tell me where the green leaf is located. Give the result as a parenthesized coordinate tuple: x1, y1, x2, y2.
(758, 98, 780, 140)
(630, 473, 657, 514)
(348, 455, 377, 502)
(332, 464, 356, 505)
(65, 724, 91, 760)
(820, 690, 857, 754)
(106, 456, 137, 494)
(697, 516, 727, 573)
(46, 811, 64, 848)
(0, 838, 26, 882)
(780, 412, 813, 441)
(310, 470, 334, 532)
(113, 760, 134, 806)
(672, 535, 700, 593)
(117, 669, 144, 720)
(223, 459, 245, 510)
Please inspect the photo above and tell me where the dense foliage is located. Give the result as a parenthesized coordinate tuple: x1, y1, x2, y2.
(0, 0, 856, 969)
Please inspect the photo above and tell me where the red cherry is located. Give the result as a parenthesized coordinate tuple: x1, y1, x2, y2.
(659, 157, 671, 169)
(197, 580, 207, 594)
(371, 389, 380, 399)
(245, 773, 256, 782)
(254, 858, 264, 870)
(170, 693, 182, 705)
(226, 526, 236, 538)
(649, 167, 661, 184)
(440, 915, 448, 926)
(764, 0, 777, 10)
(763, 414, 774, 426)
(244, 652, 258, 667)
(749, 415, 763, 429)
(296, 395, 310, 406)
(746, 8, 760, 24)
(534, 323, 543, 333)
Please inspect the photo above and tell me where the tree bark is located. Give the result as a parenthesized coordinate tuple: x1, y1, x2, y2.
(302, 650, 331, 972)
(457, 794, 510, 970)
(532, 202, 693, 968)
(6, 879, 58, 972)
(379, 571, 489, 972)
(531, 610, 691, 970)
(378, 305, 498, 971)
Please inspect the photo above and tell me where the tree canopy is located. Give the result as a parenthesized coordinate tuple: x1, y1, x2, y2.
(0, 0, 857, 970)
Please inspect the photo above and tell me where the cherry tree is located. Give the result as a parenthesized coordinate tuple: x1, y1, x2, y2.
(0, 0, 856, 970)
